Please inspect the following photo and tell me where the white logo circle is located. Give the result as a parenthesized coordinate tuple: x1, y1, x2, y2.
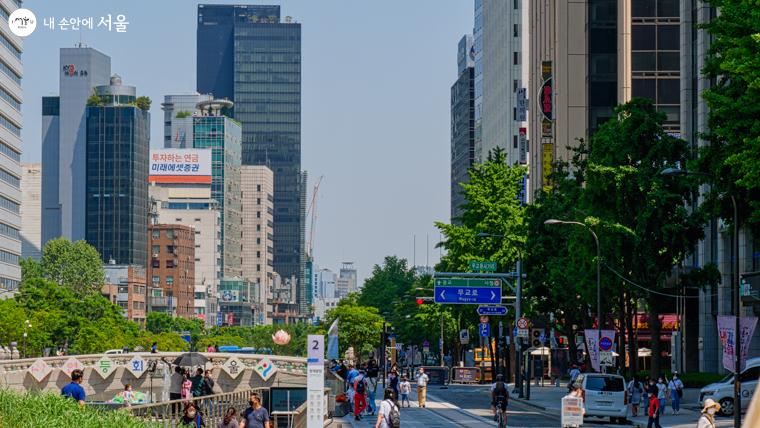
(8, 8, 37, 37)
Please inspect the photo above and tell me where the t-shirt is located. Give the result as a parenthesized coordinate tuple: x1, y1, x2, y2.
(170, 372, 184, 394)
(243, 406, 270, 428)
(61, 382, 86, 402)
(656, 383, 667, 399)
(191, 375, 204, 396)
(490, 381, 508, 397)
(668, 379, 683, 391)
(569, 368, 580, 381)
(399, 381, 411, 394)
(347, 369, 359, 384)
(378, 400, 397, 428)
(416, 373, 429, 387)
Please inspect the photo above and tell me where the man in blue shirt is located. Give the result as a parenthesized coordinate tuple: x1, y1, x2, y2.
(61, 369, 86, 406)
(241, 391, 270, 428)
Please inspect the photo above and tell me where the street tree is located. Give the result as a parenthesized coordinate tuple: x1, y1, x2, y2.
(698, 0, 760, 228)
(358, 256, 416, 317)
(39, 238, 105, 295)
(324, 296, 384, 362)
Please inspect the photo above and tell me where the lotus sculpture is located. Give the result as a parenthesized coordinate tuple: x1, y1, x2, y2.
(272, 329, 291, 346)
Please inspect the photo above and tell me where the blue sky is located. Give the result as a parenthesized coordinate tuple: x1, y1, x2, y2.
(20, 0, 473, 283)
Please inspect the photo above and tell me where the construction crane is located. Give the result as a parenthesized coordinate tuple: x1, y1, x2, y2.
(306, 175, 324, 260)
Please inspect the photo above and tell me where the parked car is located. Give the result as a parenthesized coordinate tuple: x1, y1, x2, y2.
(576, 373, 628, 424)
(700, 357, 760, 416)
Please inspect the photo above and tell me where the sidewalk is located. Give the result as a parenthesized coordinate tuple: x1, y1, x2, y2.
(508, 383, 730, 427)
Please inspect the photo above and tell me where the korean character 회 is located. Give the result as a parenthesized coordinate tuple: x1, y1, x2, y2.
(58, 17, 71, 31)
(80, 17, 94, 30)
(98, 14, 112, 31)
(115, 14, 129, 32)
(43, 17, 56, 30)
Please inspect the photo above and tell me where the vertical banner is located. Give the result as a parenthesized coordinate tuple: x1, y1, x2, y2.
(584, 329, 600, 372)
(327, 318, 340, 360)
(718, 316, 758, 372)
(542, 143, 553, 191)
(540, 61, 553, 138)
(519, 128, 527, 165)
(516, 88, 528, 122)
(307, 335, 325, 428)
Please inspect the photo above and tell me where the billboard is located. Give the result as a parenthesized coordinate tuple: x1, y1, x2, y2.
(149, 149, 211, 184)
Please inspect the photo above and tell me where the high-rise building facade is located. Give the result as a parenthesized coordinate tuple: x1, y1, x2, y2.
(192, 100, 242, 278)
(473, 0, 484, 164)
(148, 224, 195, 319)
(0, 1, 23, 291)
(197, 4, 305, 313)
(338, 262, 358, 296)
(85, 75, 149, 266)
(481, 0, 528, 165)
(241, 165, 274, 325)
(161, 94, 213, 149)
(149, 147, 220, 325)
(20, 164, 41, 260)
(42, 46, 111, 246)
(451, 35, 475, 223)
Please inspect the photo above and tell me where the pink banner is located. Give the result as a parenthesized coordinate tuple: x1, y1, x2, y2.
(717, 316, 758, 372)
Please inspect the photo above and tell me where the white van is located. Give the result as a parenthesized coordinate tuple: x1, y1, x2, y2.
(576, 373, 628, 424)
(700, 357, 760, 416)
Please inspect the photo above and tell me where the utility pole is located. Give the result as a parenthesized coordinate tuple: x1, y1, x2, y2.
(516, 259, 524, 397)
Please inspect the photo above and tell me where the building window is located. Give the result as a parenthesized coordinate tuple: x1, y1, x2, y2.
(514, 0, 519, 9)
(256, 224, 261, 232)
(152, 230, 160, 239)
(513, 24, 519, 38)
(256, 211, 261, 219)
(166, 245, 174, 254)
(513, 52, 520, 65)
(152, 276, 160, 285)
(513, 135, 518, 148)
(257, 264, 261, 272)
(256, 238, 261, 245)
(257, 198, 261, 205)
(152, 245, 160, 255)
(257, 185, 261, 191)
(166, 276, 174, 285)
(257, 251, 261, 258)
(166, 229, 175, 239)
(152, 259, 160, 268)
(166, 260, 175, 268)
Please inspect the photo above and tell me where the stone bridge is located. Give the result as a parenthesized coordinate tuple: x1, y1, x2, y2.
(0, 352, 307, 402)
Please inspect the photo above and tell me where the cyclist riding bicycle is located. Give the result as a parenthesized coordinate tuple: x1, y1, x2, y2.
(490, 374, 509, 423)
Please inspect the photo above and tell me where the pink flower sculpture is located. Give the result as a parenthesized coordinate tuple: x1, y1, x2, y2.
(272, 330, 291, 346)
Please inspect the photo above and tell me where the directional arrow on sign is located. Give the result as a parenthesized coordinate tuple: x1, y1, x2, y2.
(434, 286, 501, 304)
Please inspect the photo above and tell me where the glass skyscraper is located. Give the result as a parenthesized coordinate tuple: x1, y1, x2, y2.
(451, 36, 475, 224)
(85, 75, 149, 266)
(192, 104, 243, 278)
(197, 4, 305, 312)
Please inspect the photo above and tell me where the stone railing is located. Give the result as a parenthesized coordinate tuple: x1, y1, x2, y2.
(0, 352, 307, 402)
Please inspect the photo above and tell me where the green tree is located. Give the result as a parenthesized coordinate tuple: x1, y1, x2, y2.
(324, 299, 384, 361)
(698, 0, 760, 227)
(358, 256, 416, 317)
(40, 239, 105, 295)
(135, 96, 152, 111)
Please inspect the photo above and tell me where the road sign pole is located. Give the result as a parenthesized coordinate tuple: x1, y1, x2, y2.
(516, 259, 523, 398)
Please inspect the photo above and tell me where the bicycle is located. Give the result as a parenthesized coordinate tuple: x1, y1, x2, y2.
(494, 397, 508, 428)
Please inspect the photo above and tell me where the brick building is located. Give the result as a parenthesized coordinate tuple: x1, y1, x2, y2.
(148, 224, 195, 318)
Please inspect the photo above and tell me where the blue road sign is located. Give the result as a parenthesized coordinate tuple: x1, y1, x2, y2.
(539, 332, 546, 344)
(477, 305, 508, 316)
(599, 336, 613, 351)
(513, 327, 518, 337)
(479, 323, 490, 337)
(434, 286, 501, 304)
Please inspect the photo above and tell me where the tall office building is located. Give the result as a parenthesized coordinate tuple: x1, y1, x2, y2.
(85, 75, 149, 266)
(481, 0, 528, 165)
(20, 164, 41, 260)
(451, 35, 475, 223)
(149, 148, 220, 325)
(0, 1, 23, 291)
(473, 0, 484, 164)
(193, 99, 243, 278)
(41, 46, 111, 246)
(336, 262, 358, 298)
(161, 93, 213, 149)
(197, 4, 306, 314)
(241, 165, 274, 325)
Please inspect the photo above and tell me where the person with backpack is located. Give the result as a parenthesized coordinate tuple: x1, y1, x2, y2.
(490, 374, 509, 422)
(353, 369, 368, 420)
(374, 387, 400, 428)
(627, 375, 644, 417)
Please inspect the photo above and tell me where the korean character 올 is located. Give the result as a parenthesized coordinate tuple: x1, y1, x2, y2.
(98, 14, 112, 31)
(115, 14, 129, 33)
(70, 18, 80, 31)
(43, 17, 56, 30)
(58, 17, 71, 30)
(80, 17, 94, 30)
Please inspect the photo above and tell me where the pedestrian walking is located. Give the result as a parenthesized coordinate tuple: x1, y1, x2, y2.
(415, 367, 429, 408)
(399, 376, 411, 408)
(218, 407, 238, 428)
(627, 376, 644, 417)
(389, 369, 399, 400)
(374, 387, 400, 428)
(668, 372, 684, 414)
(643, 376, 653, 415)
(647, 388, 662, 428)
(202, 370, 216, 396)
(191, 368, 205, 397)
(656, 376, 667, 416)
(241, 391, 271, 428)
(354, 369, 368, 420)
(182, 372, 193, 400)
(366, 373, 378, 415)
(568, 364, 581, 392)
(697, 399, 720, 428)
(178, 402, 205, 427)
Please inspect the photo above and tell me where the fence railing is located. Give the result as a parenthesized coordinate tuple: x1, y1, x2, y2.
(125, 388, 267, 427)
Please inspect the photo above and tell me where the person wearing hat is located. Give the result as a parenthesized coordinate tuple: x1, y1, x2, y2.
(697, 399, 720, 428)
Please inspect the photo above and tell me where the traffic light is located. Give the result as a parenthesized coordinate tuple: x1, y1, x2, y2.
(415, 296, 433, 306)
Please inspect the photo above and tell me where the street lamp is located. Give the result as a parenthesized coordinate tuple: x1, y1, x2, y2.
(661, 167, 741, 426)
(23, 319, 31, 359)
(544, 219, 602, 372)
(476, 232, 524, 397)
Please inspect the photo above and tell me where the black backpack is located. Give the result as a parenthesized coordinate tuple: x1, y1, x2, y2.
(384, 400, 400, 428)
(494, 381, 507, 397)
(356, 377, 366, 394)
